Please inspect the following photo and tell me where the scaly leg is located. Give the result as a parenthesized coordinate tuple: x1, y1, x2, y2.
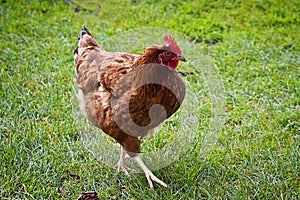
(116, 147, 131, 175)
(134, 154, 168, 188)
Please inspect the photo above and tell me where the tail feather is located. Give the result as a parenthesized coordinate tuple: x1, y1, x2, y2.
(74, 26, 103, 55)
(73, 46, 78, 55)
(81, 26, 93, 37)
(74, 26, 104, 65)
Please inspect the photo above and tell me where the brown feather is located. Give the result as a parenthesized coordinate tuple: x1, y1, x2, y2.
(74, 28, 185, 155)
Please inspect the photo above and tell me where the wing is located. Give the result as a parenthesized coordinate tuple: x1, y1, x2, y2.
(74, 27, 144, 153)
(111, 64, 186, 138)
(76, 49, 138, 127)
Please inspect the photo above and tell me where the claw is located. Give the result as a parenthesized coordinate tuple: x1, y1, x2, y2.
(134, 155, 168, 188)
(116, 159, 131, 176)
(119, 148, 169, 188)
(116, 147, 131, 176)
(144, 170, 168, 188)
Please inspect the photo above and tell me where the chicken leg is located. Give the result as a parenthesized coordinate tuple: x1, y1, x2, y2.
(116, 147, 131, 175)
(117, 147, 168, 188)
(134, 154, 168, 188)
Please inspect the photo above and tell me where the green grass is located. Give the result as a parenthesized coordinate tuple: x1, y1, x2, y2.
(0, 0, 299, 199)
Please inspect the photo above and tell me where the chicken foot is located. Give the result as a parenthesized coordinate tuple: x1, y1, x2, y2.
(116, 147, 131, 175)
(134, 155, 168, 188)
(117, 148, 168, 188)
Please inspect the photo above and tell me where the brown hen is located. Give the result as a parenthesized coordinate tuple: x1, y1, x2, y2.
(74, 27, 186, 188)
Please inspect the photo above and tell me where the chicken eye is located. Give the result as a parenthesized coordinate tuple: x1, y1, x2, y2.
(165, 52, 172, 56)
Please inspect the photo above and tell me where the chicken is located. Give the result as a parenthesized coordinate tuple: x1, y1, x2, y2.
(74, 27, 186, 188)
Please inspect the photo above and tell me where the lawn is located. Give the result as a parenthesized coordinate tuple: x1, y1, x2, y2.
(0, 0, 299, 199)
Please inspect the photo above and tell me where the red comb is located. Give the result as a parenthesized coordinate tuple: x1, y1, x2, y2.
(163, 35, 182, 55)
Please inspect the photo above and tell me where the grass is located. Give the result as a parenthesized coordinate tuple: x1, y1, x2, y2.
(0, 0, 299, 199)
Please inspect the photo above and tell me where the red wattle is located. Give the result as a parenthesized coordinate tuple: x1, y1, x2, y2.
(168, 60, 179, 69)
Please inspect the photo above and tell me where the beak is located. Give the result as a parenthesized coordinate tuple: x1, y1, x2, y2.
(177, 54, 186, 62)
